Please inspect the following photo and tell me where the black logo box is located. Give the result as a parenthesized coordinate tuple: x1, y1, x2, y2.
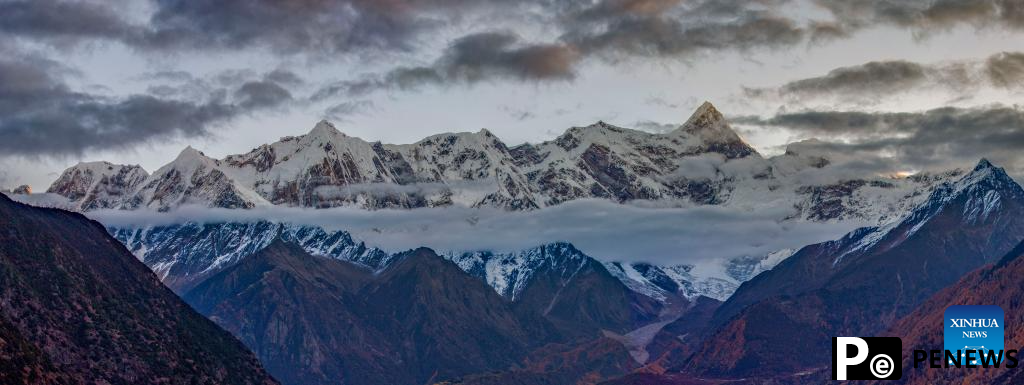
(832, 337, 903, 380)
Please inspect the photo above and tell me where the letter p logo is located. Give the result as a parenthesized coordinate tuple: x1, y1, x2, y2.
(835, 337, 868, 380)
(832, 337, 902, 380)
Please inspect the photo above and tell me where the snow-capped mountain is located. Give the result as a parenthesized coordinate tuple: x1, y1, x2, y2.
(446, 242, 593, 301)
(126, 146, 270, 211)
(605, 262, 738, 302)
(112, 221, 392, 292)
(46, 161, 149, 211)
(110, 220, 728, 301)
(685, 158, 1024, 378)
(48, 102, 961, 224)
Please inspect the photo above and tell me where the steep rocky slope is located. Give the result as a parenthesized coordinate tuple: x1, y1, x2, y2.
(183, 242, 557, 385)
(0, 193, 277, 384)
(873, 241, 1024, 384)
(681, 159, 1024, 378)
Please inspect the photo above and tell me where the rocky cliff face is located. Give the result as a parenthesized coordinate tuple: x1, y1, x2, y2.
(0, 193, 277, 385)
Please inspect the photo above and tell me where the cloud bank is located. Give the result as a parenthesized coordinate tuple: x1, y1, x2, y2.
(87, 199, 865, 265)
(737, 105, 1024, 177)
(0, 54, 296, 156)
(746, 52, 1024, 104)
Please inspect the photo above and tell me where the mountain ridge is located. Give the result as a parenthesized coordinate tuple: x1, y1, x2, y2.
(0, 192, 278, 384)
(678, 158, 1024, 379)
(182, 241, 560, 385)
(45, 103, 961, 225)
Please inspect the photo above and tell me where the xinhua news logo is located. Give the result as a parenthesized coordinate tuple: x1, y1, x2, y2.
(944, 305, 1003, 365)
(912, 305, 1019, 369)
(833, 337, 902, 380)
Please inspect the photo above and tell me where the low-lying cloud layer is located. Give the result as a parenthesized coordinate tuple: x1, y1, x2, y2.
(87, 199, 865, 266)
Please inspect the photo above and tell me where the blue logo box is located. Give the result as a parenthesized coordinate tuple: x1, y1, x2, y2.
(944, 305, 1004, 365)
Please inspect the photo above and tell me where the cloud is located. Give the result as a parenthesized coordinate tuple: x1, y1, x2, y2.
(816, 0, 1024, 34)
(324, 100, 375, 122)
(140, 0, 431, 54)
(986, 51, 1024, 87)
(750, 61, 931, 97)
(0, 55, 297, 156)
(0, 0, 136, 46)
(437, 32, 581, 82)
(633, 120, 678, 133)
(85, 199, 865, 265)
(737, 105, 1024, 176)
(747, 52, 1024, 103)
(565, 10, 804, 59)
(234, 80, 293, 110)
(303, 0, 1024, 96)
(5, 0, 1024, 105)
(313, 31, 580, 98)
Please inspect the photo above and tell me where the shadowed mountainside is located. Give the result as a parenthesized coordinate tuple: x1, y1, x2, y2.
(0, 193, 277, 385)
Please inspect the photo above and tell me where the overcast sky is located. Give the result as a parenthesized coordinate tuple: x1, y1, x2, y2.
(2, 0, 1024, 189)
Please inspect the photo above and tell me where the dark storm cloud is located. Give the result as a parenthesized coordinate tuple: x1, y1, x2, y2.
(313, 31, 580, 99)
(0, 56, 296, 156)
(748, 52, 1024, 102)
(738, 105, 1024, 174)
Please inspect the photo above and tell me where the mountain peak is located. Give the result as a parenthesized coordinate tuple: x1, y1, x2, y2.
(974, 158, 995, 171)
(178, 145, 199, 156)
(682, 101, 725, 130)
(174, 146, 206, 162)
(676, 102, 759, 158)
(960, 158, 1014, 187)
(309, 119, 342, 138)
(890, 158, 1023, 234)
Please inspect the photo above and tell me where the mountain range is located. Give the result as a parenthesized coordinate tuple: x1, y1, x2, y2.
(45, 102, 959, 227)
(8, 103, 1024, 384)
(48, 102, 976, 305)
(84, 157, 1023, 385)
